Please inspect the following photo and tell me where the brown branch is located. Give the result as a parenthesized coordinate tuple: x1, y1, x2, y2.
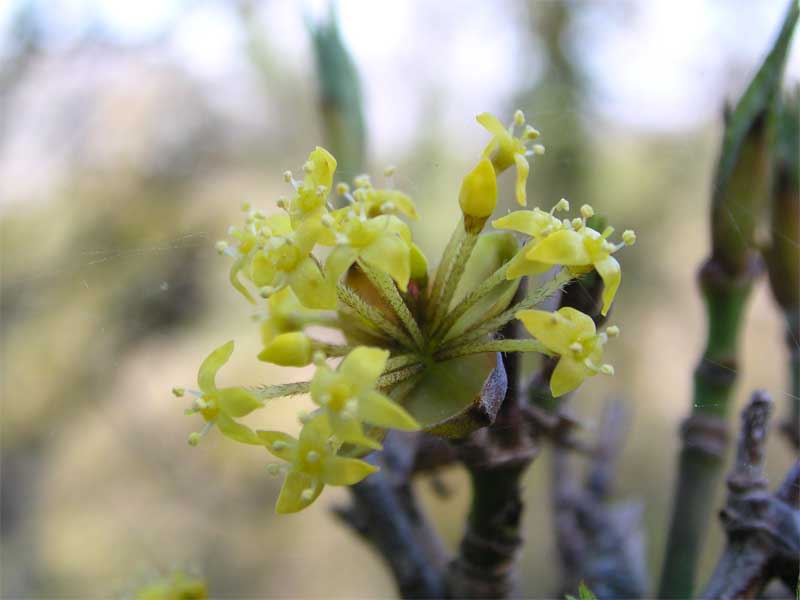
(333, 431, 449, 599)
(700, 390, 800, 600)
(446, 301, 540, 599)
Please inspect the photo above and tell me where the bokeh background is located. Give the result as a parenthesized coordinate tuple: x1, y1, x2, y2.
(1, 0, 798, 597)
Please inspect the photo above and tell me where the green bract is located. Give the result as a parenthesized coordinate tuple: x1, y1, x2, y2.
(175, 110, 635, 513)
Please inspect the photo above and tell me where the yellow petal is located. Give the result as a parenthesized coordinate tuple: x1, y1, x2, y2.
(357, 391, 419, 431)
(217, 387, 262, 418)
(321, 456, 378, 486)
(275, 471, 321, 514)
(303, 146, 337, 191)
(506, 242, 551, 279)
(556, 307, 597, 338)
(257, 430, 297, 460)
(325, 245, 359, 283)
(217, 413, 263, 445)
(516, 310, 574, 355)
(197, 341, 234, 392)
(513, 153, 530, 207)
(229, 256, 255, 304)
(340, 347, 389, 389)
(360, 234, 411, 292)
(550, 356, 592, 397)
(476, 112, 509, 137)
(492, 210, 553, 237)
(594, 255, 621, 316)
(329, 413, 382, 450)
(258, 332, 313, 367)
(289, 257, 337, 309)
(526, 229, 591, 266)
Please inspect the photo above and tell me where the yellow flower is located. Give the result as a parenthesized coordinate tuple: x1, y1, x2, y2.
(517, 307, 617, 397)
(224, 213, 293, 303)
(259, 415, 378, 513)
(492, 200, 570, 278)
(325, 213, 413, 292)
(248, 220, 337, 309)
(476, 110, 544, 206)
(184, 341, 263, 445)
(350, 182, 418, 220)
(311, 347, 419, 449)
(286, 147, 337, 227)
(525, 214, 635, 315)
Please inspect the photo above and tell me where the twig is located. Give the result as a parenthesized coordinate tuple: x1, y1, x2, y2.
(333, 432, 448, 599)
(700, 391, 800, 599)
(447, 290, 539, 599)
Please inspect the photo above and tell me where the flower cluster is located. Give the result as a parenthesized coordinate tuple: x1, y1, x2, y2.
(175, 111, 636, 513)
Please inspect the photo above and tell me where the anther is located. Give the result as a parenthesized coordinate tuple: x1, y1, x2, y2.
(580, 204, 594, 219)
(300, 488, 315, 502)
(571, 218, 583, 230)
(622, 230, 637, 245)
(524, 125, 540, 139)
(305, 451, 320, 463)
(554, 198, 570, 212)
(599, 364, 615, 376)
(172, 387, 185, 398)
(532, 144, 546, 155)
(188, 432, 201, 447)
(606, 325, 620, 338)
(513, 109, 525, 126)
(321, 214, 334, 227)
(283, 170, 293, 183)
(353, 174, 371, 188)
(215, 241, 228, 255)
(266, 464, 282, 476)
(272, 441, 288, 450)
(241, 201, 251, 212)
(383, 165, 397, 177)
(569, 342, 583, 354)
(336, 182, 350, 196)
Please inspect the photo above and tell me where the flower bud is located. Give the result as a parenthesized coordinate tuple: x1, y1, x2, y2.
(459, 159, 498, 232)
(258, 332, 313, 367)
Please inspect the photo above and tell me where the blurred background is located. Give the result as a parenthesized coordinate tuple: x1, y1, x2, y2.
(1, 0, 798, 597)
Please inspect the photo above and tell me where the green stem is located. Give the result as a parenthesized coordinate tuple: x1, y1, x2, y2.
(441, 269, 573, 351)
(377, 364, 425, 388)
(432, 261, 511, 343)
(431, 231, 479, 331)
(384, 353, 423, 373)
(426, 220, 465, 323)
(359, 261, 426, 350)
(336, 284, 416, 350)
(310, 341, 352, 357)
(435, 339, 550, 362)
(658, 261, 756, 599)
(252, 380, 311, 400)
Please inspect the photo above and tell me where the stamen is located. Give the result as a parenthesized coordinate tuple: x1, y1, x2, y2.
(266, 463, 282, 476)
(532, 144, 546, 155)
(569, 342, 583, 354)
(241, 201, 251, 212)
(272, 441, 288, 450)
(606, 325, 620, 338)
(599, 364, 615, 376)
(305, 451, 320, 463)
(353, 174, 371, 189)
(215, 241, 228, 255)
(300, 488, 315, 502)
(580, 204, 594, 219)
(513, 109, 525, 126)
(172, 387, 185, 398)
